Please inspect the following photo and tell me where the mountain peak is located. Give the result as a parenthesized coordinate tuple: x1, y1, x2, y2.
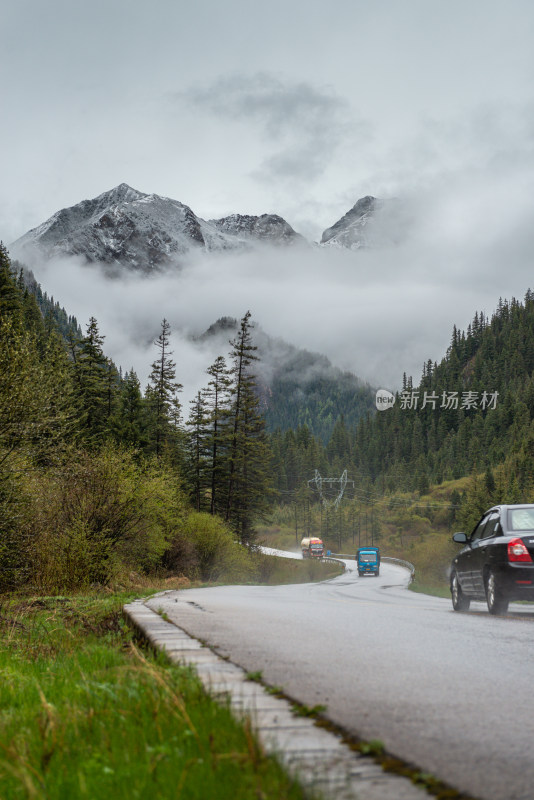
(321, 196, 380, 248)
(210, 213, 304, 245)
(320, 195, 411, 250)
(100, 183, 146, 203)
(11, 186, 305, 271)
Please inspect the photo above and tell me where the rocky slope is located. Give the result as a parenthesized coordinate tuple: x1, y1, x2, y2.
(11, 183, 408, 271)
(12, 184, 304, 271)
(320, 195, 409, 249)
(211, 213, 303, 245)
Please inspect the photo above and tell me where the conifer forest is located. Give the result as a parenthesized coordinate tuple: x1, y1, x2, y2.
(2, 238, 534, 591)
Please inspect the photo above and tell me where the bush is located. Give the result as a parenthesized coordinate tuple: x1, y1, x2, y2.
(27, 444, 188, 591)
(0, 453, 35, 591)
(180, 512, 256, 583)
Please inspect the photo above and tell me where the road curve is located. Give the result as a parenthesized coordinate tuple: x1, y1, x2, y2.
(148, 559, 534, 800)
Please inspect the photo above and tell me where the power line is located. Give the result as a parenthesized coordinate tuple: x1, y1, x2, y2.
(307, 469, 355, 509)
(276, 476, 461, 509)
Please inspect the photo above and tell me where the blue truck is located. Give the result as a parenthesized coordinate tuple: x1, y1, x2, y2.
(356, 547, 380, 577)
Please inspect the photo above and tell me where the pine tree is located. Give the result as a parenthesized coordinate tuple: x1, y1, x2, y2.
(146, 319, 183, 458)
(224, 312, 275, 543)
(116, 369, 146, 448)
(186, 391, 210, 511)
(34, 328, 81, 461)
(0, 243, 22, 324)
(75, 317, 110, 440)
(104, 360, 120, 425)
(204, 355, 232, 515)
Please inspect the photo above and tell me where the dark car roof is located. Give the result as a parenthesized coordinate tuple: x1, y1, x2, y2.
(484, 504, 534, 534)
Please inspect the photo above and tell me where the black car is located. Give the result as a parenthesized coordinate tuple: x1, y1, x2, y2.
(450, 504, 534, 614)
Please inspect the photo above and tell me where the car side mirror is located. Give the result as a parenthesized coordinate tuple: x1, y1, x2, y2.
(452, 532, 468, 544)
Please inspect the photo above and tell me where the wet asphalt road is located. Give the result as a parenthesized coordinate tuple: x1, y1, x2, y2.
(148, 560, 534, 800)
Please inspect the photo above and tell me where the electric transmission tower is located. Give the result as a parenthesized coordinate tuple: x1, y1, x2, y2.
(307, 469, 354, 509)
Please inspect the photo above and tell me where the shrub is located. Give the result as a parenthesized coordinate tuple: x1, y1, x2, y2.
(0, 453, 35, 591)
(27, 444, 188, 591)
(180, 512, 256, 583)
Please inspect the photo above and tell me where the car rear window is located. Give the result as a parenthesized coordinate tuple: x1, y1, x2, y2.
(508, 508, 534, 531)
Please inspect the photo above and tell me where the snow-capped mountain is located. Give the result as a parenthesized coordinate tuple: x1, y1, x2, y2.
(320, 195, 410, 250)
(210, 213, 303, 245)
(321, 196, 380, 249)
(12, 184, 304, 271)
(11, 183, 409, 270)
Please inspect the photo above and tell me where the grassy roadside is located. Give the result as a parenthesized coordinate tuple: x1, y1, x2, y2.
(409, 580, 451, 599)
(253, 553, 343, 584)
(260, 478, 471, 599)
(0, 594, 313, 800)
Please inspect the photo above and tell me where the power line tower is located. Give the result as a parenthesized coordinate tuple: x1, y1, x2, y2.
(308, 470, 355, 545)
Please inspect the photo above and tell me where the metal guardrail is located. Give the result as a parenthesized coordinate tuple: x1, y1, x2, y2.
(258, 546, 346, 572)
(329, 553, 415, 583)
(329, 553, 356, 559)
(321, 556, 346, 570)
(381, 556, 415, 584)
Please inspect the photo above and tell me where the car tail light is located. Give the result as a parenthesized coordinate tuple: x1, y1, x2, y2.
(507, 538, 533, 563)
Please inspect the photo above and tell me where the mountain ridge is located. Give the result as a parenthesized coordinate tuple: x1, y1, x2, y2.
(10, 184, 406, 271)
(197, 316, 376, 441)
(12, 184, 307, 271)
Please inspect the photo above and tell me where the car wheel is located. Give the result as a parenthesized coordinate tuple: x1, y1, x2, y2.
(485, 571, 509, 615)
(451, 572, 470, 612)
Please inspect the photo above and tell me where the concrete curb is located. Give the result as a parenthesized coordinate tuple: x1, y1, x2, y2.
(124, 595, 426, 800)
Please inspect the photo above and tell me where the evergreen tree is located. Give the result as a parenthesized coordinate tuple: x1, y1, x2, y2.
(146, 319, 183, 458)
(224, 312, 275, 543)
(33, 328, 81, 462)
(104, 360, 120, 425)
(0, 243, 22, 323)
(186, 391, 210, 511)
(75, 317, 110, 440)
(204, 355, 232, 515)
(116, 369, 146, 448)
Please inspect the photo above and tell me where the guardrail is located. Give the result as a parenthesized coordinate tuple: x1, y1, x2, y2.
(321, 556, 346, 570)
(329, 553, 415, 583)
(381, 556, 415, 584)
(258, 546, 347, 572)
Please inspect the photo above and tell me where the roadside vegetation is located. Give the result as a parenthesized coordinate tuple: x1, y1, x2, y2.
(5, 237, 534, 794)
(265, 291, 534, 598)
(0, 244, 339, 798)
(252, 553, 343, 584)
(0, 245, 279, 595)
(259, 477, 471, 596)
(0, 594, 311, 799)
(263, 458, 534, 597)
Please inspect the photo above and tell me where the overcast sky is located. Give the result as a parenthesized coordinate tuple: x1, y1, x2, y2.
(2, 0, 534, 393)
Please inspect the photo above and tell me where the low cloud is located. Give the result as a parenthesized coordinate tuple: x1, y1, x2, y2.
(26, 155, 534, 412)
(183, 72, 364, 183)
(16, 114, 534, 410)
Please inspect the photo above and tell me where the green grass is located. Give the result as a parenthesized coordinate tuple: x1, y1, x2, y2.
(260, 478, 468, 598)
(253, 553, 343, 584)
(196, 553, 344, 588)
(409, 580, 451, 599)
(0, 594, 312, 800)
(290, 703, 327, 718)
